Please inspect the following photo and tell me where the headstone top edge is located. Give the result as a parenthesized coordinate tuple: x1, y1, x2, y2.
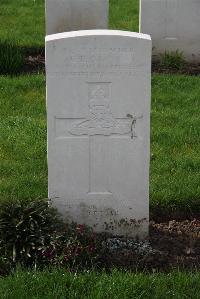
(45, 30, 151, 43)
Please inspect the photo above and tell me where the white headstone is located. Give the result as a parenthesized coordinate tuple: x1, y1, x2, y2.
(46, 0, 109, 35)
(140, 0, 200, 62)
(46, 30, 151, 238)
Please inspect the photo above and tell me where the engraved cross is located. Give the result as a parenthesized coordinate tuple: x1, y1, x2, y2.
(56, 83, 143, 200)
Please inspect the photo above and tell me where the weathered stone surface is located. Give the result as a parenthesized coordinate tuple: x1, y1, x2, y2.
(140, 0, 200, 62)
(46, 30, 151, 238)
(46, 0, 108, 35)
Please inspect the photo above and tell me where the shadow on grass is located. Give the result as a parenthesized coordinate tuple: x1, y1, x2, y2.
(0, 41, 44, 76)
(151, 200, 200, 222)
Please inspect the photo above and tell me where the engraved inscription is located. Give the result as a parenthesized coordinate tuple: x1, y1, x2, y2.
(49, 70, 138, 77)
(64, 47, 135, 69)
(48, 46, 149, 77)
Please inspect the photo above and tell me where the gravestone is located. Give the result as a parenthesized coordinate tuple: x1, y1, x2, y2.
(140, 0, 200, 62)
(46, 30, 151, 238)
(46, 0, 109, 35)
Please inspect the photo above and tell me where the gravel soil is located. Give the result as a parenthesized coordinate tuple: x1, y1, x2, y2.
(100, 219, 200, 272)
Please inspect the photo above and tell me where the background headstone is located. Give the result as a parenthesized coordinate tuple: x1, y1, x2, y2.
(140, 0, 200, 62)
(46, 0, 109, 35)
(46, 30, 151, 238)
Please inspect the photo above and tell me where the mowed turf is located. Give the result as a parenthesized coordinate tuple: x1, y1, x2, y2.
(0, 0, 44, 48)
(110, 0, 139, 32)
(0, 74, 199, 217)
(0, 0, 139, 48)
(0, 269, 200, 299)
(151, 75, 200, 217)
(0, 75, 47, 200)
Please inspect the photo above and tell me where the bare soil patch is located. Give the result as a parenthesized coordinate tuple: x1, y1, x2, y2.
(100, 219, 200, 272)
(152, 62, 200, 76)
(23, 54, 45, 74)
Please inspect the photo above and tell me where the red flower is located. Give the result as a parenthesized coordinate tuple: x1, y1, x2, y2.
(77, 224, 85, 234)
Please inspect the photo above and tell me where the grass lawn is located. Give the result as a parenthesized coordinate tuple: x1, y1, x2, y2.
(0, 75, 47, 200)
(0, 0, 44, 49)
(151, 75, 200, 217)
(0, 74, 199, 218)
(0, 269, 200, 299)
(110, 0, 139, 32)
(0, 0, 139, 48)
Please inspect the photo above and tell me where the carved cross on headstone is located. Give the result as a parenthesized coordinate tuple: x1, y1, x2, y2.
(56, 82, 143, 200)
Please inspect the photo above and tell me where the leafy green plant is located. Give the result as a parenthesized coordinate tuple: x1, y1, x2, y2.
(0, 198, 102, 274)
(0, 198, 61, 267)
(0, 40, 24, 75)
(160, 50, 185, 70)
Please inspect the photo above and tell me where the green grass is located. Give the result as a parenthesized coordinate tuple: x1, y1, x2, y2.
(151, 75, 200, 217)
(0, 74, 199, 217)
(0, 0, 44, 48)
(0, 269, 200, 298)
(110, 0, 139, 32)
(0, 75, 47, 200)
(0, 0, 139, 49)
(0, 0, 139, 75)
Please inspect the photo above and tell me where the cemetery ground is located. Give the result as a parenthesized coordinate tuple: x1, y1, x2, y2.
(0, 270, 200, 299)
(0, 0, 200, 296)
(1, 74, 199, 220)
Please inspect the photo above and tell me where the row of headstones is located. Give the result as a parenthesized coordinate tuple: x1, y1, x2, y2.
(46, 0, 200, 62)
(140, 0, 200, 63)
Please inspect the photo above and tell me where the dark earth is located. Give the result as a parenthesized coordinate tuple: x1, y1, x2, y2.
(24, 53, 45, 74)
(100, 219, 200, 272)
(152, 62, 200, 76)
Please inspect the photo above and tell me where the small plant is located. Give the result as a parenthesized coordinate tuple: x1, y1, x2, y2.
(0, 40, 24, 75)
(0, 199, 102, 273)
(160, 50, 185, 70)
(0, 198, 61, 267)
